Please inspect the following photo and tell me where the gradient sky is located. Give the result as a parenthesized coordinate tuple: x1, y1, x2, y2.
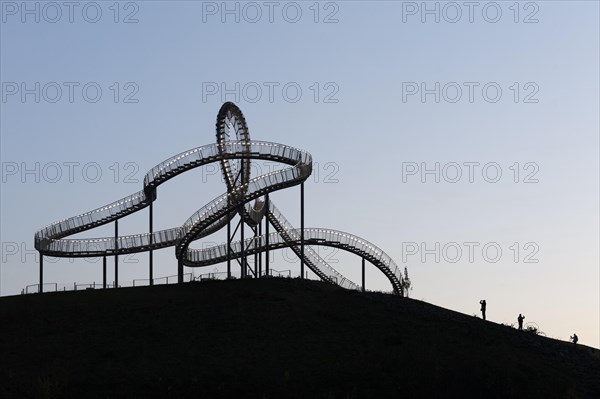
(1, 1, 598, 347)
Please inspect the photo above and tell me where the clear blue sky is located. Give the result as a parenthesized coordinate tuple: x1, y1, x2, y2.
(1, 1, 598, 347)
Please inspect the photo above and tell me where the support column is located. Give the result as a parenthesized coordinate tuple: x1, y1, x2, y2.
(114, 219, 119, 288)
(178, 258, 183, 283)
(300, 183, 305, 279)
(149, 201, 153, 285)
(240, 209, 245, 278)
(265, 194, 270, 277)
(362, 258, 365, 292)
(103, 256, 107, 288)
(258, 223, 262, 277)
(253, 227, 258, 277)
(241, 155, 246, 279)
(227, 205, 231, 280)
(39, 253, 43, 293)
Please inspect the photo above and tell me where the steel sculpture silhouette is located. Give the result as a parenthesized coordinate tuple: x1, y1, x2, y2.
(34, 103, 406, 295)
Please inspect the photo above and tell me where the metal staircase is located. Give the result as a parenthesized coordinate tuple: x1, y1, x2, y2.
(34, 103, 406, 296)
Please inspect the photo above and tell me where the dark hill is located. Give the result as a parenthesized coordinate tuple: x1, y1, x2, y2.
(0, 278, 598, 398)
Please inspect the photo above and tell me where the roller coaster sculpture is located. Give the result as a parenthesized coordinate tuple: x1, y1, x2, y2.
(34, 103, 406, 295)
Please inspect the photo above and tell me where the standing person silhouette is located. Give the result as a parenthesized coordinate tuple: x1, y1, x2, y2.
(518, 314, 525, 330)
(479, 300, 487, 320)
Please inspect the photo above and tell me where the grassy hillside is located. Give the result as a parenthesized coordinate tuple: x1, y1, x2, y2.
(0, 278, 598, 399)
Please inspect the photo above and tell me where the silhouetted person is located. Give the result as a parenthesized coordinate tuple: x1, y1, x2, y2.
(570, 334, 578, 344)
(518, 314, 525, 330)
(479, 300, 487, 320)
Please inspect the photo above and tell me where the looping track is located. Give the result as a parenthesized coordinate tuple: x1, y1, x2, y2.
(34, 103, 405, 295)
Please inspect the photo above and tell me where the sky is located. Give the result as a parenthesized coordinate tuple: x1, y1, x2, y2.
(1, 1, 598, 347)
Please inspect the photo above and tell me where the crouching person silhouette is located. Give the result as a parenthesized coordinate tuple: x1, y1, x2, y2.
(570, 334, 578, 344)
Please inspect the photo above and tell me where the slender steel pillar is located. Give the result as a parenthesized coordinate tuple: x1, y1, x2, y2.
(300, 183, 305, 279)
(362, 258, 365, 292)
(103, 256, 107, 288)
(227, 196, 231, 279)
(178, 258, 183, 283)
(39, 253, 43, 293)
(240, 159, 246, 278)
(253, 228, 258, 277)
(258, 223, 262, 277)
(265, 194, 270, 276)
(114, 219, 119, 288)
(149, 201, 153, 285)
(240, 208, 245, 278)
(227, 215, 231, 279)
